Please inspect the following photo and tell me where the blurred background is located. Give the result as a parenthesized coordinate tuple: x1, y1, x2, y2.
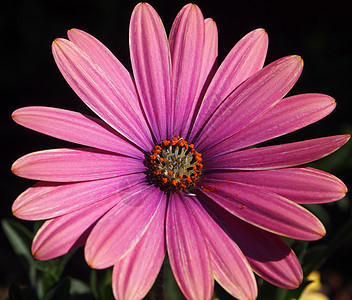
(1, 0, 351, 299)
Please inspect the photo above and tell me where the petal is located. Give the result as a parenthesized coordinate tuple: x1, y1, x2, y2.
(204, 135, 350, 170)
(195, 55, 303, 151)
(129, 3, 172, 141)
(85, 184, 165, 269)
(67, 28, 138, 110)
(166, 193, 213, 300)
(206, 168, 347, 204)
(12, 106, 144, 159)
(32, 191, 120, 260)
(190, 28, 268, 141)
(52, 38, 153, 151)
(194, 18, 218, 107)
(66, 29, 150, 145)
(12, 148, 144, 182)
(112, 197, 166, 300)
(204, 93, 336, 158)
(12, 173, 146, 220)
(200, 194, 303, 289)
(169, 4, 205, 137)
(198, 178, 325, 240)
(188, 196, 257, 299)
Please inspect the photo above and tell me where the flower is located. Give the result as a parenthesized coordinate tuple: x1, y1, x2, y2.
(11, 2, 349, 300)
(299, 271, 329, 300)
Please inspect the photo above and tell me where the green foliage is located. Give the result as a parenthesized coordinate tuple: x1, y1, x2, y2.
(2, 219, 95, 300)
(3, 185, 352, 300)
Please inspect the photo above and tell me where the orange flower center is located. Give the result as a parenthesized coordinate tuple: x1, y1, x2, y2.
(145, 136, 203, 192)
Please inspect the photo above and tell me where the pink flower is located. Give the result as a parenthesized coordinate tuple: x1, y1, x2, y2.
(11, 3, 349, 300)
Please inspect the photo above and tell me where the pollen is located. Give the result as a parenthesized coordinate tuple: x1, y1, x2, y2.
(145, 136, 202, 193)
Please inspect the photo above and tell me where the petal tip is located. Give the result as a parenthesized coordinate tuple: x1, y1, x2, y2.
(292, 55, 303, 66)
(319, 230, 326, 239)
(294, 280, 301, 289)
(11, 110, 18, 121)
(135, 2, 150, 9)
(256, 28, 267, 35)
(67, 28, 78, 35)
(10, 163, 17, 175)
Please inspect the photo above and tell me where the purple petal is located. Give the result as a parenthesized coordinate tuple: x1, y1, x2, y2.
(12, 148, 144, 182)
(67, 29, 138, 110)
(194, 18, 218, 105)
(188, 196, 257, 299)
(194, 56, 303, 151)
(32, 191, 119, 260)
(198, 178, 325, 240)
(204, 93, 336, 158)
(169, 4, 205, 137)
(85, 184, 165, 269)
(112, 197, 165, 300)
(200, 194, 303, 289)
(206, 168, 347, 204)
(52, 38, 153, 151)
(166, 193, 213, 300)
(129, 3, 172, 141)
(12, 106, 144, 159)
(12, 173, 146, 220)
(190, 28, 268, 141)
(204, 135, 350, 170)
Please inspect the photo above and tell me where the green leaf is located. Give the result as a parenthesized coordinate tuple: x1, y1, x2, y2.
(163, 256, 184, 300)
(1, 219, 37, 285)
(89, 270, 99, 299)
(34, 250, 76, 282)
(98, 269, 114, 300)
(69, 278, 91, 295)
(303, 215, 352, 274)
(2, 219, 33, 261)
(42, 277, 70, 300)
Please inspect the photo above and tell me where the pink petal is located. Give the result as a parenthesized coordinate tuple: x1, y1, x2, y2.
(169, 4, 205, 137)
(198, 179, 325, 240)
(129, 3, 172, 141)
(66, 29, 151, 147)
(85, 184, 165, 269)
(12, 148, 144, 182)
(190, 28, 268, 141)
(206, 168, 347, 204)
(32, 191, 121, 260)
(112, 197, 165, 300)
(67, 29, 138, 112)
(166, 193, 213, 300)
(195, 55, 303, 151)
(12, 106, 144, 159)
(205, 135, 350, 170)
(200, 194, 303, 289)
(12, 173, 146, 220)
(194, 18, 218, 106)
(52, 38, 153, 151)
(204, 93, 336, 158)
(188, 196, 257, 299)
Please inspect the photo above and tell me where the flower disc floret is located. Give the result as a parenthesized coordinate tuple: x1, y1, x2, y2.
(145, 136, 203, 192)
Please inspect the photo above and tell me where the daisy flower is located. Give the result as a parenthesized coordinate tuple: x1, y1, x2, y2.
(11, 3, 349, 300)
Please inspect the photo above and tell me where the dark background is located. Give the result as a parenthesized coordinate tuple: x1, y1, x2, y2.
(1, 0, 351, 299)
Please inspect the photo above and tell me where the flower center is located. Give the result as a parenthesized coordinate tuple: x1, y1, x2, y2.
(145, 136, 203, 193)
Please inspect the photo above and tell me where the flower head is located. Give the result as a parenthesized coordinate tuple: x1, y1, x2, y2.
(12, 3, 349, 300)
